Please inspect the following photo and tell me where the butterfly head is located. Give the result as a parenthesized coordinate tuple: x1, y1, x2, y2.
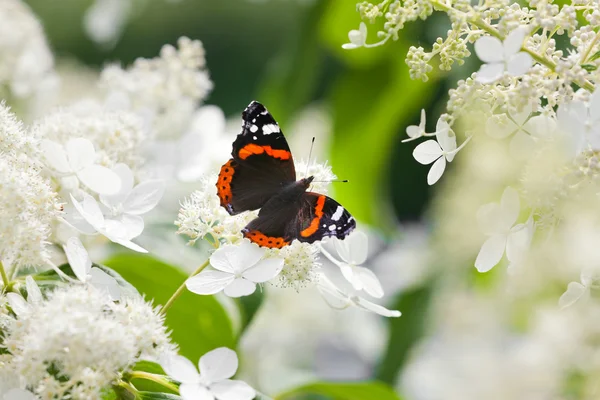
(300, 176, 315, 189)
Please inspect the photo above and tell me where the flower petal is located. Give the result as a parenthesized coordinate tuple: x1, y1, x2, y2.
(211, 242, 265, 274)
(340, 264, 361, 290)
(500, 186, 520, 226)
(342, 43, 358, 50)
(506, 220, 533, 263)
(413, 140, 442, 165)
(503, 27, 527, 56)
(180, 384, 214, 400)
(70, 193, 105, 229)
(507, 52, 533, 76)
(241, 258, 283, 283)
(40, 139, 71, 173)
(123, 180, 165, 215)
(199, 347, 239, 382)
(211, 379, 256, 400)
(25, 276, 42, 305)
(77, 164, 122, 195)
(474, 36, 504, 63)
(223, 278, 256, 298)
(110, 214, 144, 239)
(474, 234, 507, 272)
(476, 62, 504, 83)
(159, 354, 200, 384)
(356, 297, 401, 317)
(427, 156, 446, 185)
(334, 230, 368, 265)
(7, 293, 30, 317)
(64, 236, 92, 282)
(590, 89, 600, 122)
(523, 115, 556, 138)
(508, 131, 535, 159)
(435, 119, 456, 154)
(476, 203, 506, 235)
(4, 389, 38, 400)
(317, 274, 351, 310)
(186, 271, 235, 295)
(100, 163, 134, 207)
(89, 267, 122, 301)
(354, 266, 384, 298)
(559, 282, 589, 309)
(65, 138, 96, 172)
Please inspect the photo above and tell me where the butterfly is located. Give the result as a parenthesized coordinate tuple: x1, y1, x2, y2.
(216, 101, 356, 249)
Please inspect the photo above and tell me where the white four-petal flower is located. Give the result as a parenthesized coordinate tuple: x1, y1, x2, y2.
(99, 163, 165, 239)
(474, 28, 533, 83)
(317, 273, 401, 318)
(474, 187, 534, 272)
(321, 231, 384, 298)
(559, 268, 600, 309)
(186, 241, 284, 298)
(342, 22, 367, 49)
(412, 118, 470, 185)
(403, 109, 428, 142)
(160, 348, 255, 400)
(70, 193, 148, 253)
(557, 89, 600, 156)
(63, 237, 122, 300)
(41, 137, 121, 195)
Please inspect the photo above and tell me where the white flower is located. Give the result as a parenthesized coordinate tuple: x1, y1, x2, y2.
(557, 90, 600, 155)
(6, 276, 41, 317)
(474, 187, 534, 272)
(474, 28, 533, 83)
(160, 348, 255, 400)
(83, 0, 132, 46)
(321, 231, 384, 298)
(41, 138, 121, 195)
(485, 108, 544, 158)
(186, 241, 284, 298)
(5, 285, 175, 398)
(63, 236, 121, 300)
(99, 163, 164, 238)
(404, 109, 427, 142)
(316, 273, 401, 318)
(274, 241, 321, 290)
(559, 268, 600, 309)
(342, 22, 367, 49)
(412, 118, 471, 185)
(70, 192, 147, 253)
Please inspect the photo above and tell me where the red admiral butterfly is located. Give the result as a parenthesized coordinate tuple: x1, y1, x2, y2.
(216, 101, 356, 249)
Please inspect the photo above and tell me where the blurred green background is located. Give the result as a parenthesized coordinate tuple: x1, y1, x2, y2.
(23, 0, 479, 396)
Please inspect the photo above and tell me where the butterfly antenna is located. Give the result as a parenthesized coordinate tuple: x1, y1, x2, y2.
(305, 137, 316, 178)
(311, 179, 349, 183)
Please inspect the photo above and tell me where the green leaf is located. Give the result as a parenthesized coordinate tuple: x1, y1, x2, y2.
(589, 50, 600, 62)
(376, 284, 432, 384)
(131, 361, 166, 375)
(582, 64, 597, 72)
(137, 392, 182, 400)
(103, 254, 236, 362)
(275, 381, 402, 400)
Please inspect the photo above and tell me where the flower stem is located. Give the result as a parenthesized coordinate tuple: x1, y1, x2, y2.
(126, 371, 179, 393)
(160, 259, 210, 315)
(0, 261, 10, 289)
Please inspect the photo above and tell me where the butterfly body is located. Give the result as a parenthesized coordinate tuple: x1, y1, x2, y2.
(217, 101, 355, 248)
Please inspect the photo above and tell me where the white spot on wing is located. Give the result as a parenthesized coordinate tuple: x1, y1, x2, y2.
(331, 206, 344, 221)
(250, 125, 258, 133)
(262, 124, 280, 135)
(328, 225, 336, 231)
(253, 136, 257, 140)
(261, 110, 269, 115)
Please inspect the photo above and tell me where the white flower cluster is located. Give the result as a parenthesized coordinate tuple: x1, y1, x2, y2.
(0, 104, 61, 271)
(2, 283, 175, 398)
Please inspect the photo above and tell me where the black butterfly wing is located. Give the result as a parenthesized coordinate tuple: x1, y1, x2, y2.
(242, 192, 356, 248)
(217, 101, 296, 215)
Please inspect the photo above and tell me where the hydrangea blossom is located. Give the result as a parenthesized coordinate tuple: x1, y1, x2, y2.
(6, 276, 42, 317)
(274, 240, 321, 290)
(342, 22, 368, 49)
(474, 28, 533, 83)
(317, 273, 401, 318)
(160, 348, 255, 400)
(559, 268, 600, 309)
(321, 231, 384, 298)
(474, 187, 534, 273)
(186, 241, 284, 298)
(4, 285, 175, 398)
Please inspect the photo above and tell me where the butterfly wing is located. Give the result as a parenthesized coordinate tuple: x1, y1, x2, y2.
(217, 101, 296, 215)
(242, 192, 356, 248)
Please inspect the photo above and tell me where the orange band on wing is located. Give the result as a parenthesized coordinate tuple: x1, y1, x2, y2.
(238, 144, 291, 160)
(300, 195, 326, 237)
(217, 160, 235, 209)
(244, 230, 289, 249)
